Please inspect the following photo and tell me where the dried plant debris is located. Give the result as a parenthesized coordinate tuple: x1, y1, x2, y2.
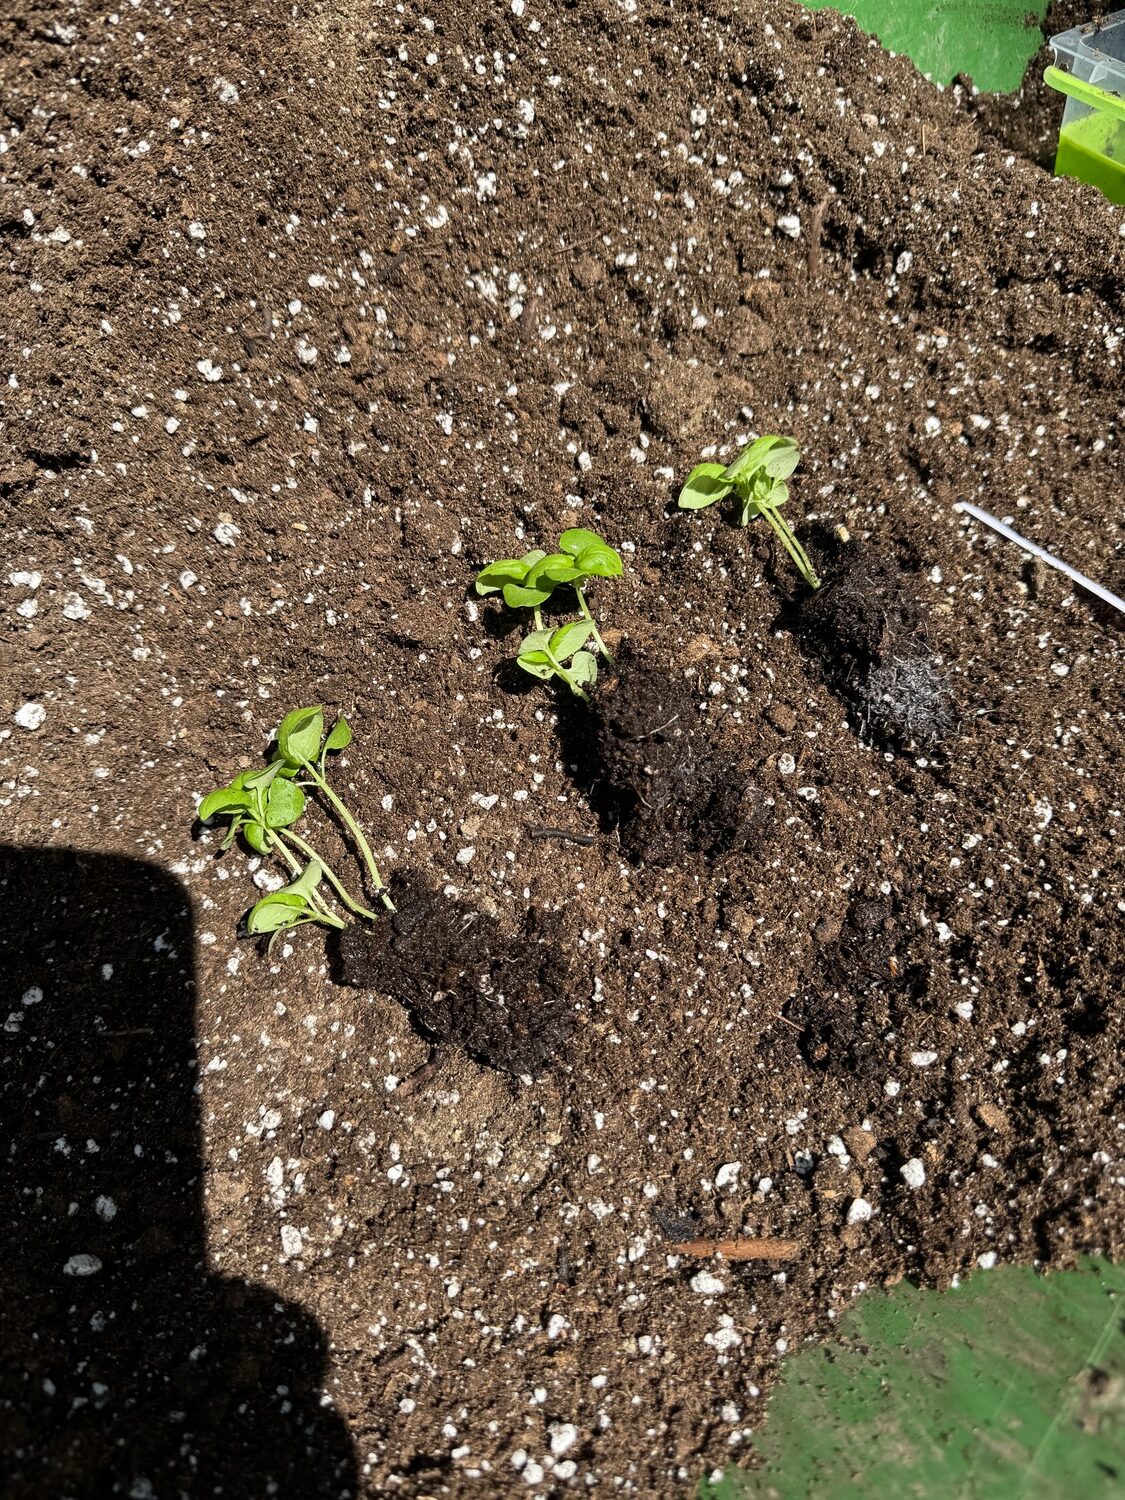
(589, 641, 770, 866)
(335, 875, 575, 1077)
(795, 540, 954, 750)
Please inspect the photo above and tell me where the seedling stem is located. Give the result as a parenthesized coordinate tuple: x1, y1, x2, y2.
(574, 586, 613, 663)
(756, 503, 820, 590)
(276, 827, 380, 921)
(297, 758, 396, 912)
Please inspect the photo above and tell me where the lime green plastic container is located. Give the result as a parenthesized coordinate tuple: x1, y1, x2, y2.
(1046, 11, 1125, 204)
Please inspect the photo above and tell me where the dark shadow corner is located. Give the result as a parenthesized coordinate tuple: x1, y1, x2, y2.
(0, 847, 358, 1499)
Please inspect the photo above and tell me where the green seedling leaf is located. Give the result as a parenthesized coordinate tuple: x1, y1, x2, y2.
(516, 629, 555, 680)
(559, 528, 623, 579)
(518, 628, 554, 654)
(705, 1258, 1125, 1500)
(246, 891, 309, 935)
(503, 580, 556, 608)
(549, 621, 595, 661)
(198, 785, 253, 822)
(568, 650, 599, 688)
(265, 777, 306, 829)
(558, 528, 606, 558)
(324, 716, 352, 754)
(242, 821, 271, 854)
(760, 437, 800, 481)
(242, 761, 287, 791)
(219, 816, 244, 852)
(516, 653, 555, 681)
(575, 544, 623, 578)
(724, 435, 779, 483)
(678, 462, 731, 510)
(524, 552, 582, 590)
(474, 550, 547, 595)
(265, 758, 300, 778)
(276, 705, 324, 766)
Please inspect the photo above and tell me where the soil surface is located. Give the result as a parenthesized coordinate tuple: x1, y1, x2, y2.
(2, 1, 1123, 1496)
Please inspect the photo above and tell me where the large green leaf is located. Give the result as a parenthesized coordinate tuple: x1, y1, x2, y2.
(707, 1259, 1125, 1500)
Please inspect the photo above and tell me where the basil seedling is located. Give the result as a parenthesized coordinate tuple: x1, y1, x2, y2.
(475, 528, 622, 700)
(678, 435, 821, 590)
(197, 706, 395, 949)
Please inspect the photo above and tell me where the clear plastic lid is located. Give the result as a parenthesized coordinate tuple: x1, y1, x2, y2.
(1050, 9, 1125, 93)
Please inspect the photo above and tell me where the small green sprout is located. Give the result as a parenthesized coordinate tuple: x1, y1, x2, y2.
(197, 706, 394, 950)
(475, 528, 621, 701)
(678, 434, 821, 590)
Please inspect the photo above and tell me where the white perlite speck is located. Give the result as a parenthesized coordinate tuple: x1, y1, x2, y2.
(63, 1254, 102, 1276)
(705, 1315, 742, 1352)
(280, 1224, 303, 1258)
(846, 1198, 873, 1224)
(690, 1270, 725, 1296)
(213, 521, 241, 547)
(549, 1422, 578, 1456)
(900, 1158, 926, 1190)
(14, 702, 46, 731)
(910, 1050, 938, 1068)
(776, 213, 801, 238)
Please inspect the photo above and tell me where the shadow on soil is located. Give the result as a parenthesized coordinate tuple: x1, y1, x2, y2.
(0, 847, 357, 1499)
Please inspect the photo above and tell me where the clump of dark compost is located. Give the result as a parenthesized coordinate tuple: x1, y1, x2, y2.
(586, 640, 769, 866)
(784, 896, 902, 1080)
(335, 875, 574, 1077)
(794, 538, 955, 749)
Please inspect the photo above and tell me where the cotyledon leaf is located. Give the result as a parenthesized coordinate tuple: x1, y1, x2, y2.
(704, 1258, 1125, 1500)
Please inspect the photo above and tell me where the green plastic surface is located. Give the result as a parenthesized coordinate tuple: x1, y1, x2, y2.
(806, 2, 1050, 92)
(706, 1259, 1125, 1500)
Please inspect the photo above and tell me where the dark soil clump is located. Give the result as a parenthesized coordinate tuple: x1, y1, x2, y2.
(795, 540, 955, 750)
(786, 896, 905, 1081)
(335, 875, 575, 1077)
(588, 640, 769, 865)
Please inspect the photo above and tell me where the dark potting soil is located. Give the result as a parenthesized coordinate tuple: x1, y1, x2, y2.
(793, 536, 956, 749)
(335, 874, 575, 1078)
(2, 0, 1123, 1495)
(581, 639, 769, 865)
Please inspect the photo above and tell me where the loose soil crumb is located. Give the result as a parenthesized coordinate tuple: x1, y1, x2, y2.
(2, 0, 1123, 1494)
